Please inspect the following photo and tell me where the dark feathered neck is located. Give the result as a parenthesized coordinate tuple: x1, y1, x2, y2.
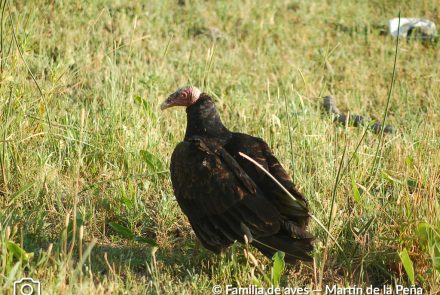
(184, 94, 231, 141)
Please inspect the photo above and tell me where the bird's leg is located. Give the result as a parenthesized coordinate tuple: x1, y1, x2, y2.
(191, 237, 201, 261)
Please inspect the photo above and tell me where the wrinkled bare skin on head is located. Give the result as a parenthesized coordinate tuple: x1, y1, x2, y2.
(160, 86, 202, 110)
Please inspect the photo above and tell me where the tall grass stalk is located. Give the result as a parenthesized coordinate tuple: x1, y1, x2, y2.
(370, 13, 401, 177)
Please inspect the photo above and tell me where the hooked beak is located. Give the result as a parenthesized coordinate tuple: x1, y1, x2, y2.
(160, 93, 177, 111)
(160, 91, 186, 111)
(160, 99, 172, 111)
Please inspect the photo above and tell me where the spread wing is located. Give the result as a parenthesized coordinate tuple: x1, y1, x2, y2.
(170, 137, 281, 253)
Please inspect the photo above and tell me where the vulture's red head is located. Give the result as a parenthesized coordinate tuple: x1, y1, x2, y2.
(160, 86, 202, 110)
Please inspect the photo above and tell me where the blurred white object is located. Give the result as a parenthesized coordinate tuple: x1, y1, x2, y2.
(388, 18, 437, 37)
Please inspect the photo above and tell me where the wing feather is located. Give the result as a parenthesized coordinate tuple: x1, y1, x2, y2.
(224, 133, 312, 234)
(170, 138, 281, 252)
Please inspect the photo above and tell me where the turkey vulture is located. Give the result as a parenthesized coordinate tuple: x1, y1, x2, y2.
(161, 86, 314, 264)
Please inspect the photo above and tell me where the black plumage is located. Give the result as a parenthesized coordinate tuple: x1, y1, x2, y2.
(161, 86, 314, 264)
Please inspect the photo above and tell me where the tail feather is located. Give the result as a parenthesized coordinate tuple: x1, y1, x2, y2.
(252, 233, 314, 264)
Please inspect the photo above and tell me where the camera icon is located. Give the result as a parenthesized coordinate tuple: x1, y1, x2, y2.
(13, 278, 41, 295)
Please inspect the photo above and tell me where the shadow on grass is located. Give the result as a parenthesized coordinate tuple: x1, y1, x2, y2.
(86, 239, 220, 279)
(329, 216, 402, 287)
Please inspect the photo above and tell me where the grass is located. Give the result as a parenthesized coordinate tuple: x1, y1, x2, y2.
(1, 0, 440, 294)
